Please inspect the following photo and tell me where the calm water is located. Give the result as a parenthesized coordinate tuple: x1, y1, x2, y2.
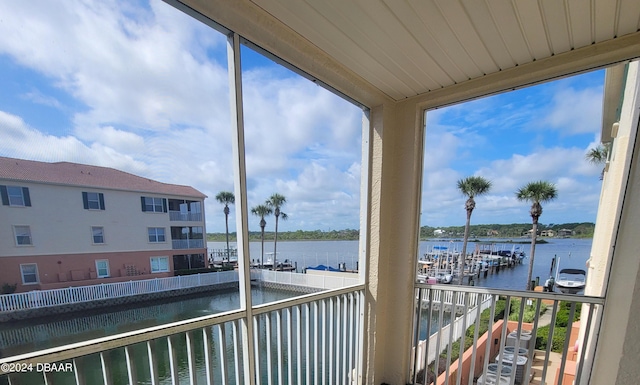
(0, 239, 592, 375)
(210, 238, 592, 290)
(0, 287, 295, 357)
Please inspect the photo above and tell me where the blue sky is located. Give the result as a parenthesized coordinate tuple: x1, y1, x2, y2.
(0, 1, 605, 233)
(422, 71, 605, 227)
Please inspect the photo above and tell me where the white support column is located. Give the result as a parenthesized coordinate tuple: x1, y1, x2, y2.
(362, 100, 424, 384)
(227, 31, 256, 385)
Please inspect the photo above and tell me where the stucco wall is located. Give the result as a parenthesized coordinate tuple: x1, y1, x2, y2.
(0, 181, 204, 256)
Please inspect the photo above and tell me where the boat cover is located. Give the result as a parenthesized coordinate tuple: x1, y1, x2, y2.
(306, 264, 341, 272)
(559, 268, 586, 275)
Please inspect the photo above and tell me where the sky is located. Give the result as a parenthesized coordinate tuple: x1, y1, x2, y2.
(0, 0, 606, 233)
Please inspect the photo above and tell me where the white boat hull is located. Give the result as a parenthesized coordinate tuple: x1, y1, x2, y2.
(555, 280, 585, 294)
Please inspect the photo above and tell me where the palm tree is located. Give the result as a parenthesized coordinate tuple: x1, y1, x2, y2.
(215, 191, 235, 264)
(456, 176, 492, 285)
(251, 204, 272, 268)
(586, 144, 610, 180)
(266, 193, 288, 270)
(516, 181, 558, 290)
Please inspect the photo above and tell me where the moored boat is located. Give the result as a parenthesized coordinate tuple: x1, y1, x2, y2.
(555, 268, 586, 294)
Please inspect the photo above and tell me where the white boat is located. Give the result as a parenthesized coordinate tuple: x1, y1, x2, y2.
(555, 268, 586, 294)
(416, 259, 453, 283)
(432, 272, 453, 284)
(553, 255, 586, 294)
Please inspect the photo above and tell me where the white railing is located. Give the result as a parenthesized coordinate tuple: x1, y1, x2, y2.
(420, 289, 490, 309)
(0, 284, 365, 385)
(172, 238, 205, 249)
(0, 271, 238, 313)
(168, 211, 203, 221)
(410, 284, 605, 385)
(252, 269, 360, 290)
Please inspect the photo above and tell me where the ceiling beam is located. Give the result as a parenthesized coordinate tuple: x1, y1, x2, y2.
(409, 32, 640, 111)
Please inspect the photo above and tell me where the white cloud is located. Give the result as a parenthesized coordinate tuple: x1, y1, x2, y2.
(421, 145, 603, 227)
(0, 110, 148, 173)
(0, 1, 363, 233)
(543, 86, 603, 135)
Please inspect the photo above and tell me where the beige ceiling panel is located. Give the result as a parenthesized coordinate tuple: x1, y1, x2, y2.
(253, 0, 411, 100)
(461, 0, 515, 69)
(238, 0, 635, 101)
(302, 0, 434, 96)
(388, 0, 471, 83)
(513, 0, 552, 59)
(540, 0, 572, 52)
(433, 0, 500, 75)
(400, 0, 482, 82)
(567, 0, 594, 48)
(350, 0, 452, 90)
(616, 0, 640, 37)
(486, 0, 533, 64)
(594, 0, 618, 43)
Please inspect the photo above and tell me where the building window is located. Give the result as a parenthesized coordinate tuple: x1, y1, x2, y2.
(14, 225, 32, 246)
(148, 227, 166, 243)
(83, 192, 105, 210)
(20, 264, 38, 284)
(1, 185, 31, 207)
(95, 260, 110, 278)
(141, 197, 167, 213)
(92, 226, 105, 244)
(150, 256, 169, 273)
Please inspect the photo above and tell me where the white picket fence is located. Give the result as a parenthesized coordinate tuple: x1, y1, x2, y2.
(252, 269, 360, 290)
(0, 271, 239, 313)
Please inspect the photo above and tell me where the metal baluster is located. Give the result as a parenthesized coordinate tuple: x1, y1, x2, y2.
(328, 297, 335, 385)
(266, 313, 273, 385)
(412, 288, 424, 384)
(147, 339, 160, 385)
(73, 357, 86, 385)
(232, 320, 242, 385)
(314, 301, 319, 385)
(541, 301, 559, 384)
(100, 351, 113, 385)
(467, 291, 484, 385)
(276, 310, 283, 385)
(305, 303, 311, 385)
(295, 305, 302, 385)
(202, 328, 214, 385)
(557, 302, 577, 385)
(575, 303, 596, 385)
(286, 308, 293, 385)
(167, 335, 180, 385)
(217, 324, 228, 385)
(125, 345, 138, 385)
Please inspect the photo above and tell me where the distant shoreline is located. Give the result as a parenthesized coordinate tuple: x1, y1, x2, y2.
(207, 222, 595, 242)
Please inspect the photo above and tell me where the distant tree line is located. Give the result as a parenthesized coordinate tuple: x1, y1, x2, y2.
(419, 222, 595, 240)
(207, 228, 360, 242)
(207, 223, 593, 242)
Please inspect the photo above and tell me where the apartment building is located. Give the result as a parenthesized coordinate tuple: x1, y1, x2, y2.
(0, 157, 207, 292)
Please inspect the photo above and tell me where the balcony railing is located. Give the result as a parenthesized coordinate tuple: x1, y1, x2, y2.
(254, 269, 360, 290)
(168, 210, 203, 222)
(410, 284, 605, 385)
(0, 271, 238, 313)
(172, 239, 205, 249)
(0, 284, 365, 385)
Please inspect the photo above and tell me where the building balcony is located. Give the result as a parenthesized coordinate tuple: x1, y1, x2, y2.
(171, 239, 204, 250)
(168, 210, 203, 222)
(0, 283, 602, 385)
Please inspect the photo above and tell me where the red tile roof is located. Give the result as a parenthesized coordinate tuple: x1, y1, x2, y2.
(0, 157, 206, 198)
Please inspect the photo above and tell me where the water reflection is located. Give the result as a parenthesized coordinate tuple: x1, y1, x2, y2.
(0, 287, 295, 357)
